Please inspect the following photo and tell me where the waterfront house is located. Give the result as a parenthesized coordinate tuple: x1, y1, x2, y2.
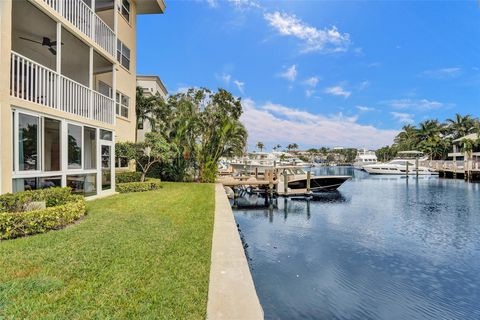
(0, 0, 165, 196)
(448, 133, 480, 171)
(135, 75, 168, 143)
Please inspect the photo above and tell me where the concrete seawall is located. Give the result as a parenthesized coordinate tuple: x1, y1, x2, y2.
(207, 183, 263, 320)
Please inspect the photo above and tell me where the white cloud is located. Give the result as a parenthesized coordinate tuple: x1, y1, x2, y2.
(233, 80, 245, 94)
(215, 73, 231, 84)
(305, 89, 315, 98)
(303, 76, 320, 87)
(391, 112, 415, 124)
(357, 80, 370, 91)
(356, 105, 375, 112)
(385, 98, 445, 111)
(420, 67, 461, 79)
(264, 11, 351, 53)
(324, 86, 351, 98)
(240, 99, 398, 149)
(227, 0, 261, 9)
(205, 0, 217, 8)
(279, 65, 297, 82)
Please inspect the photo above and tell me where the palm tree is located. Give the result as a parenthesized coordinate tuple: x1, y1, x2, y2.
(394, 124, 419, 150)
(272, 144, 281, 152)
(287, 143, 299, 151)
(135, 86, 164, 141)
(446, 114, 475, 139)
(256, 141, 265, 152)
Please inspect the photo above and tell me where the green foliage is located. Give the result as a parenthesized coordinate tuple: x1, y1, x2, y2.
(116, 179, 162, 193)
(0, 187, 74, 213)
(0, 191, 85, 240)
(256, 141, 265, 152)
(116, 171, 143, 183)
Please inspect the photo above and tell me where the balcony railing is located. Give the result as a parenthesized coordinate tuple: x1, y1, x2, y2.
(10, 51, 114, 125)
(42, 0, 116, 56)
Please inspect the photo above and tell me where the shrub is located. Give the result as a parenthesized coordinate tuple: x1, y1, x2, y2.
(116, 179, 162, 193)
(0, 187, 75, 213)
(116, 172, 142, 184)
(0, 195, 86, 240)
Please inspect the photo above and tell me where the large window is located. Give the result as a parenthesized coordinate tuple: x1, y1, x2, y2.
(13, 176, 62, 193)
(116, 40, 130, 70)
(18, 113, 39, 171)
(84, 127, 97, 170)
(44, 118, 61, 171)
(116, 91, 129, 118)
(67, 174, 97, 197)
(68, 124, 82, 169)
(118, 0, 130, 22)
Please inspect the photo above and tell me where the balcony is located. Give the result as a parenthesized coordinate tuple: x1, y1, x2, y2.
(10, 51, 114, 125)
(41, 0, 116, 57)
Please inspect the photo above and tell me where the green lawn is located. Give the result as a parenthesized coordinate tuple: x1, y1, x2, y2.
(0, 183, 215, 319)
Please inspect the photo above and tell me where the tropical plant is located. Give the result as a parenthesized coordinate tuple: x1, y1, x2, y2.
(256, 141, 265, 152)
(287, 143, 298, 151)
(135, 86, 165, 141)
(446, 113, 476, 139)
(116, 132, 173, 182)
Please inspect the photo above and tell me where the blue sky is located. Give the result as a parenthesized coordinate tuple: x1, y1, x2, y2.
(137, 0, 480, 150)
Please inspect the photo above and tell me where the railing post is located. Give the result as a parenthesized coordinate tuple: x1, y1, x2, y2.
(89, 47, 93, 120)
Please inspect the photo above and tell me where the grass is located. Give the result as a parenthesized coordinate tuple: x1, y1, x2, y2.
(0, 182, 215, 319)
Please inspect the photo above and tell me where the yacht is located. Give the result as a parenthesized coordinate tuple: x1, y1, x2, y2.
(275, 166, 351, 195)
(363, 151, 438, 175)
(353, 149, 378, 170)
(229, 152, 277, 174)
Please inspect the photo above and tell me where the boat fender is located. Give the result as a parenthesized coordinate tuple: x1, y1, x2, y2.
(224, 186, 235, 199)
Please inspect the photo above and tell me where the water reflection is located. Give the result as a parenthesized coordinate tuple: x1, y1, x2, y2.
(233, 167, 480, 320)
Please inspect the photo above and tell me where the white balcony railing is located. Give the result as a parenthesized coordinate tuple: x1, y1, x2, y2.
(42, 0, 116, 57)
(11, 51, 114, 125)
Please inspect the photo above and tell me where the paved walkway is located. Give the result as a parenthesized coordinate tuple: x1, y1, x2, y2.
(207, 184, 263, 320)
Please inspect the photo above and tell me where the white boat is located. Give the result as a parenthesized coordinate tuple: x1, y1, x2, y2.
(273, 166, 350, 195)
(353, 149, 378, 170)
(363, 151, 438, 175)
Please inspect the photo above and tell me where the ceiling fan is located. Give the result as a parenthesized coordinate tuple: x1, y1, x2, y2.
(19, 36, 63, 55)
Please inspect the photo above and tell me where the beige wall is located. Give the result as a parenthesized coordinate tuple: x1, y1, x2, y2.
(115, 1, 138, 143)
(0, 0, 13, 194)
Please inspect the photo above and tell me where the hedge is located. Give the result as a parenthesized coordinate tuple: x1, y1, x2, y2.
(0, 187, 75, 213)
(0, 188, 86, 240)
(116, 179, 162, 193)
(116, 171, 142, 184)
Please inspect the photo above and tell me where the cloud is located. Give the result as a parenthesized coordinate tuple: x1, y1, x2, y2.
(385, 98, 445, 111)
(240, 99, 398, 149)
(215, 73, 231, 84)
(264, 11, 351, 53)
(357, 80, 370, 91)
(305, 89, 315, 98)
(391, 112, 415, 124)
(279, 65, 298, 82)
(233, 80, 245, 94)
(420, 67, 461, 79)
(205, 0, 217, 7)
(324, 86, 351, 98)
(356, 105, 375, 112)
(227, 0, 261, 9)
(303, 76, 320, 87)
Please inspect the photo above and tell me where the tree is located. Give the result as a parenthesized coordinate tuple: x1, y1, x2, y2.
(446, 114, 475, 139)
(135, 86, 164, 141)
(256, 141, 265, 152)
(116, 132, 173, 182)
(272, 144, 281, 152)
(287, 143, 298, 151)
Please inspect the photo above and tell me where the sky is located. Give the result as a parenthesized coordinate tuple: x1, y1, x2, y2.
(136, 0, 480, 150)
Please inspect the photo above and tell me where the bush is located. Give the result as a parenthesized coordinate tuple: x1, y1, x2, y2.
(116, 179, 162, 193)
(0, 189, 86, 240)
(0, 187, 75, 213)
(116, 172, 142, 184)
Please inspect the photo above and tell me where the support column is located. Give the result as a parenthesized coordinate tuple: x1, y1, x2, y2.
(89, 47, 93, 119)
(56, 22, 62, 108)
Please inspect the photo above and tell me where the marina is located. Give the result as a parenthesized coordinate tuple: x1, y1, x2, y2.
(233, 167, 480, 320)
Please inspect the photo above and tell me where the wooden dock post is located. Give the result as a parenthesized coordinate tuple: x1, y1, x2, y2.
(306, 171, 311, 193)
(255, 167, 258, 180)
(283, 170, 288, 195)
(415, 158, 419, 177)
(406, 161, 409, 178)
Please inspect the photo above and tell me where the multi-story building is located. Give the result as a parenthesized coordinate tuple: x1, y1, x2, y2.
(0, 0, 165, 196)
(135, 75, 167, 142)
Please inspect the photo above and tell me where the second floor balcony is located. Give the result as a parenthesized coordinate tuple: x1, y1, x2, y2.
(41, 0, 116, 57)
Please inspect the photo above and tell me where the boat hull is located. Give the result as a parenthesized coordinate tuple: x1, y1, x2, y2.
(364, 166, 438, 175)
(287, 176, 351, 192)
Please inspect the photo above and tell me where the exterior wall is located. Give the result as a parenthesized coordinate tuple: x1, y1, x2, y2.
(0, 0, 13, 194)
(115, 1, 138, 143)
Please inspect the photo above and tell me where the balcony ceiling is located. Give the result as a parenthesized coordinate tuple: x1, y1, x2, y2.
(136, 0, 166, 14)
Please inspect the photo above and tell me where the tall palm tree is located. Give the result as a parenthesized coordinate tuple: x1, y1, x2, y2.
(256, 141, 265, 152)
(446, 114, 475, 139)
(135, 86, 164, 141)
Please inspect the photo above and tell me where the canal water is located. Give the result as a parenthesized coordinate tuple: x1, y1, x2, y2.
(233, 167, 480, 320)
